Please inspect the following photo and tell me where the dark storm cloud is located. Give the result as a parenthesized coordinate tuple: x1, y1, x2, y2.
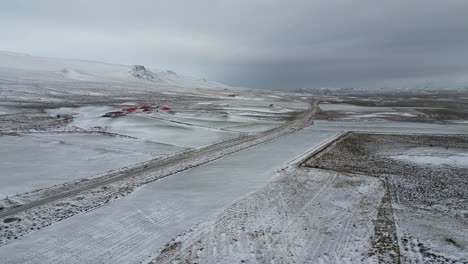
(1, 0, 468, 90)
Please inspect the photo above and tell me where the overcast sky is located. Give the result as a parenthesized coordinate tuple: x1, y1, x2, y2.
(1, 0, 468, 90)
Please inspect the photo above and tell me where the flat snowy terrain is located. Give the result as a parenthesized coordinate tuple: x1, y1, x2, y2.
(155, 168, 384, 263)
(0, 52, 305, 199)
(305, 133, 468, 263)
(0, 133, 184, 198)
(0, 128, 339, 263)
(313, 120, 468, 134)
(1, 51, 467, 264)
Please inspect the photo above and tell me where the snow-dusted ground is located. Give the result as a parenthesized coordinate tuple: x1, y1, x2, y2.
(394, 205, 468, 263)
(316, 102, 465, 122)
(29, 133, 184, 156)
(155, 131, 468, 264)
(2, 51, 467, 263)
(0, 51, 308, 202)
(319, 103, 396, 112)
(385, 146, 468, 168)
(222, 122, 279, 132)
(0, 101, 315, 246)
(154, 168, 384, 263)
(312, 120, 468, 134)
(0, 51, 229, 91)
(147, 111, 272, 130)
(49, 106, 240, 148)
(352, 112, 417, 118)
(0, 128, 338, 264)
(305, 133, 468, 263)
(0, 133, 181, 198)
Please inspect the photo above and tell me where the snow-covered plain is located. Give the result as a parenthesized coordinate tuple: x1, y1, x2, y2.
(317, 102, 441, 122)
(0, 51, 229, 90)
(0, 52, 305, 200)
(154, 168, 384, 264)
(0, 133, 182, 198)
(312, 120, 468, 134)
(3, 122, 467, 263)
(0, 128, 339, 264)
(385, 146, 468, 168)
(319, 103, 396, 112)
(305, 133, 468, 263)
(48, 106, 240, 148)
(2, 51, 467, 264)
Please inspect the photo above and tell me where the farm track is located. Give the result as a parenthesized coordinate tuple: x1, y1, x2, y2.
(0, 100, 317, 219)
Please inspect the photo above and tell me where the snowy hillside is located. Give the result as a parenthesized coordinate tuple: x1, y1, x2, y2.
(0, 51, 230, 90)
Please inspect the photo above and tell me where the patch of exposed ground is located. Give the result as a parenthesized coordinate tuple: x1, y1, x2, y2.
(0, 109, 72, 131)
(369, 181, 400, 263)
(151, 167, 384, 264)
(315, 93, 468, 124)
(305, 133, 468, 213)
(318, 92, 468, 109)
(304, 133, 468, 263)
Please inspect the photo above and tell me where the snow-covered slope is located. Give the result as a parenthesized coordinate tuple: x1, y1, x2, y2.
(0, 51, 238, 104)
(0, 51, 229, 89)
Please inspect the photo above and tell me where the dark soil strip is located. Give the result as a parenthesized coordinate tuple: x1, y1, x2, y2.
(299, 131, 351, 166)
(369, 177, 401, 263)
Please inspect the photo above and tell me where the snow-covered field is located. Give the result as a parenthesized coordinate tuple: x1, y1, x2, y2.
(2, 123, 467, 263)
(0, 51, 306, 201)
(312, 120, 468, 134)
(319, 103, 396, 112)
(0, 52, 305, 200)
(48, 106, 240, 148)
(305, 133, 468, 263)
(0, 128, 339, 263)
(1, 51, 468, 264)
(0, 133, 177, 198)
(154, 167, 384, 263)
(317, 101, 463, 123)
(385, 146, 468, 168)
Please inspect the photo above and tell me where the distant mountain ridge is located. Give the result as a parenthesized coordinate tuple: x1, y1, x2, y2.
(294, 85, 468, 95)
(0, 51, 230, 90)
